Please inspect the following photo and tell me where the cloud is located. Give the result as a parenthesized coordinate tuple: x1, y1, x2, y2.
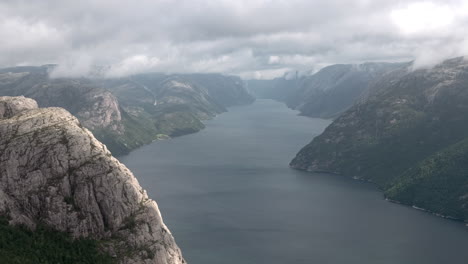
(105, 55, 161, 78)
(0, 16, 67, 66)
(391, 2, 455, 35)
(1, 0, 468, 79)
(49, 53, 94, 78)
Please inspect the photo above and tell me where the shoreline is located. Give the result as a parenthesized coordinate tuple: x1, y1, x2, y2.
(291, 166, 468, 227)
(113, 100, 256, 157)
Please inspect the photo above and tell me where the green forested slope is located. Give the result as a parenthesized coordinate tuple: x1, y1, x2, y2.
(0, 217, 114, 264)
(291, 57, 468, 220)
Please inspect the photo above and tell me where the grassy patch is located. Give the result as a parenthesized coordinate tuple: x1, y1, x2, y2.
(0, 216, 115, 264)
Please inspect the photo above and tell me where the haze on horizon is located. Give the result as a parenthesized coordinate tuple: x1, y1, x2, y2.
(1, 0, 467, 79)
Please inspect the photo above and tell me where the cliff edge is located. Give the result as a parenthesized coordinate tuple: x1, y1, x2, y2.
(0, 96, 185, 263)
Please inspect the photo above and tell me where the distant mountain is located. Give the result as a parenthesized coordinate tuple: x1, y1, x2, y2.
(290, 57, 468, 221)
(0, 66, 254, 155)
(177, 73, 255, 107)
(249, 62, 407, 118)
(248, 77, 299, 101)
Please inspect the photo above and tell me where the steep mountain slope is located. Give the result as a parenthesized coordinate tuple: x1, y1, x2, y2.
(0, 66, 254, 155)
(290, 57, 468, 221)
(105, 73, 254, 137)
(0, 96, 185, 264)
(289, 63, 407, 118)
(0, 66, 122, 130)
(0, 66, 143, 155)
(249, 62, 406, 118)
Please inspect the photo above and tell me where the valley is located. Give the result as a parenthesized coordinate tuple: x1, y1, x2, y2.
(2, 57, 468, 263)
(120, 99, 468, 264)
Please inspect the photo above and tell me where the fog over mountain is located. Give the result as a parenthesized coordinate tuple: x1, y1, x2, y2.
(1, 0, 467, 79)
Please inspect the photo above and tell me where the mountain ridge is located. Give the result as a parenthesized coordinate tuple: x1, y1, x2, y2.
(249, 62, 408, 119)
(290, 57, 468, 221)
(0, 67, 254, 155)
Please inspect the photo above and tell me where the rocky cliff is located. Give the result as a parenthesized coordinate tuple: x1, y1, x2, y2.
(0, 66, 122, 131)
(0, 96, 185, 263)
(290, 57, 468, 221)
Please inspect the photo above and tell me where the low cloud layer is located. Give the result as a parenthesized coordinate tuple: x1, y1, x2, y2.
(1, 0, 467, 79)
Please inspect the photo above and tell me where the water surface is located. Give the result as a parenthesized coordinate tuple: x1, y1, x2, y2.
(120, 99, 468, 264)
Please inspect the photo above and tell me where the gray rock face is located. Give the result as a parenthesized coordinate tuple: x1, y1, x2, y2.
(0, 96, 38, 118)
(0, 97, 185, 264)
(74, 89, 123, 132)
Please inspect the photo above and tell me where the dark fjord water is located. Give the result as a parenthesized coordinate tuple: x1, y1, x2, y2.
(120, 99, 468, 264)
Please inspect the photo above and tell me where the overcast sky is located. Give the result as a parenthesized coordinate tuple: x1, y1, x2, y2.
(1, 0, 467, 79)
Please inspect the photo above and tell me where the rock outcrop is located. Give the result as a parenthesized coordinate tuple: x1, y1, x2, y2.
(0, 96, 38, 118)
(0, 96, 185, 264)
